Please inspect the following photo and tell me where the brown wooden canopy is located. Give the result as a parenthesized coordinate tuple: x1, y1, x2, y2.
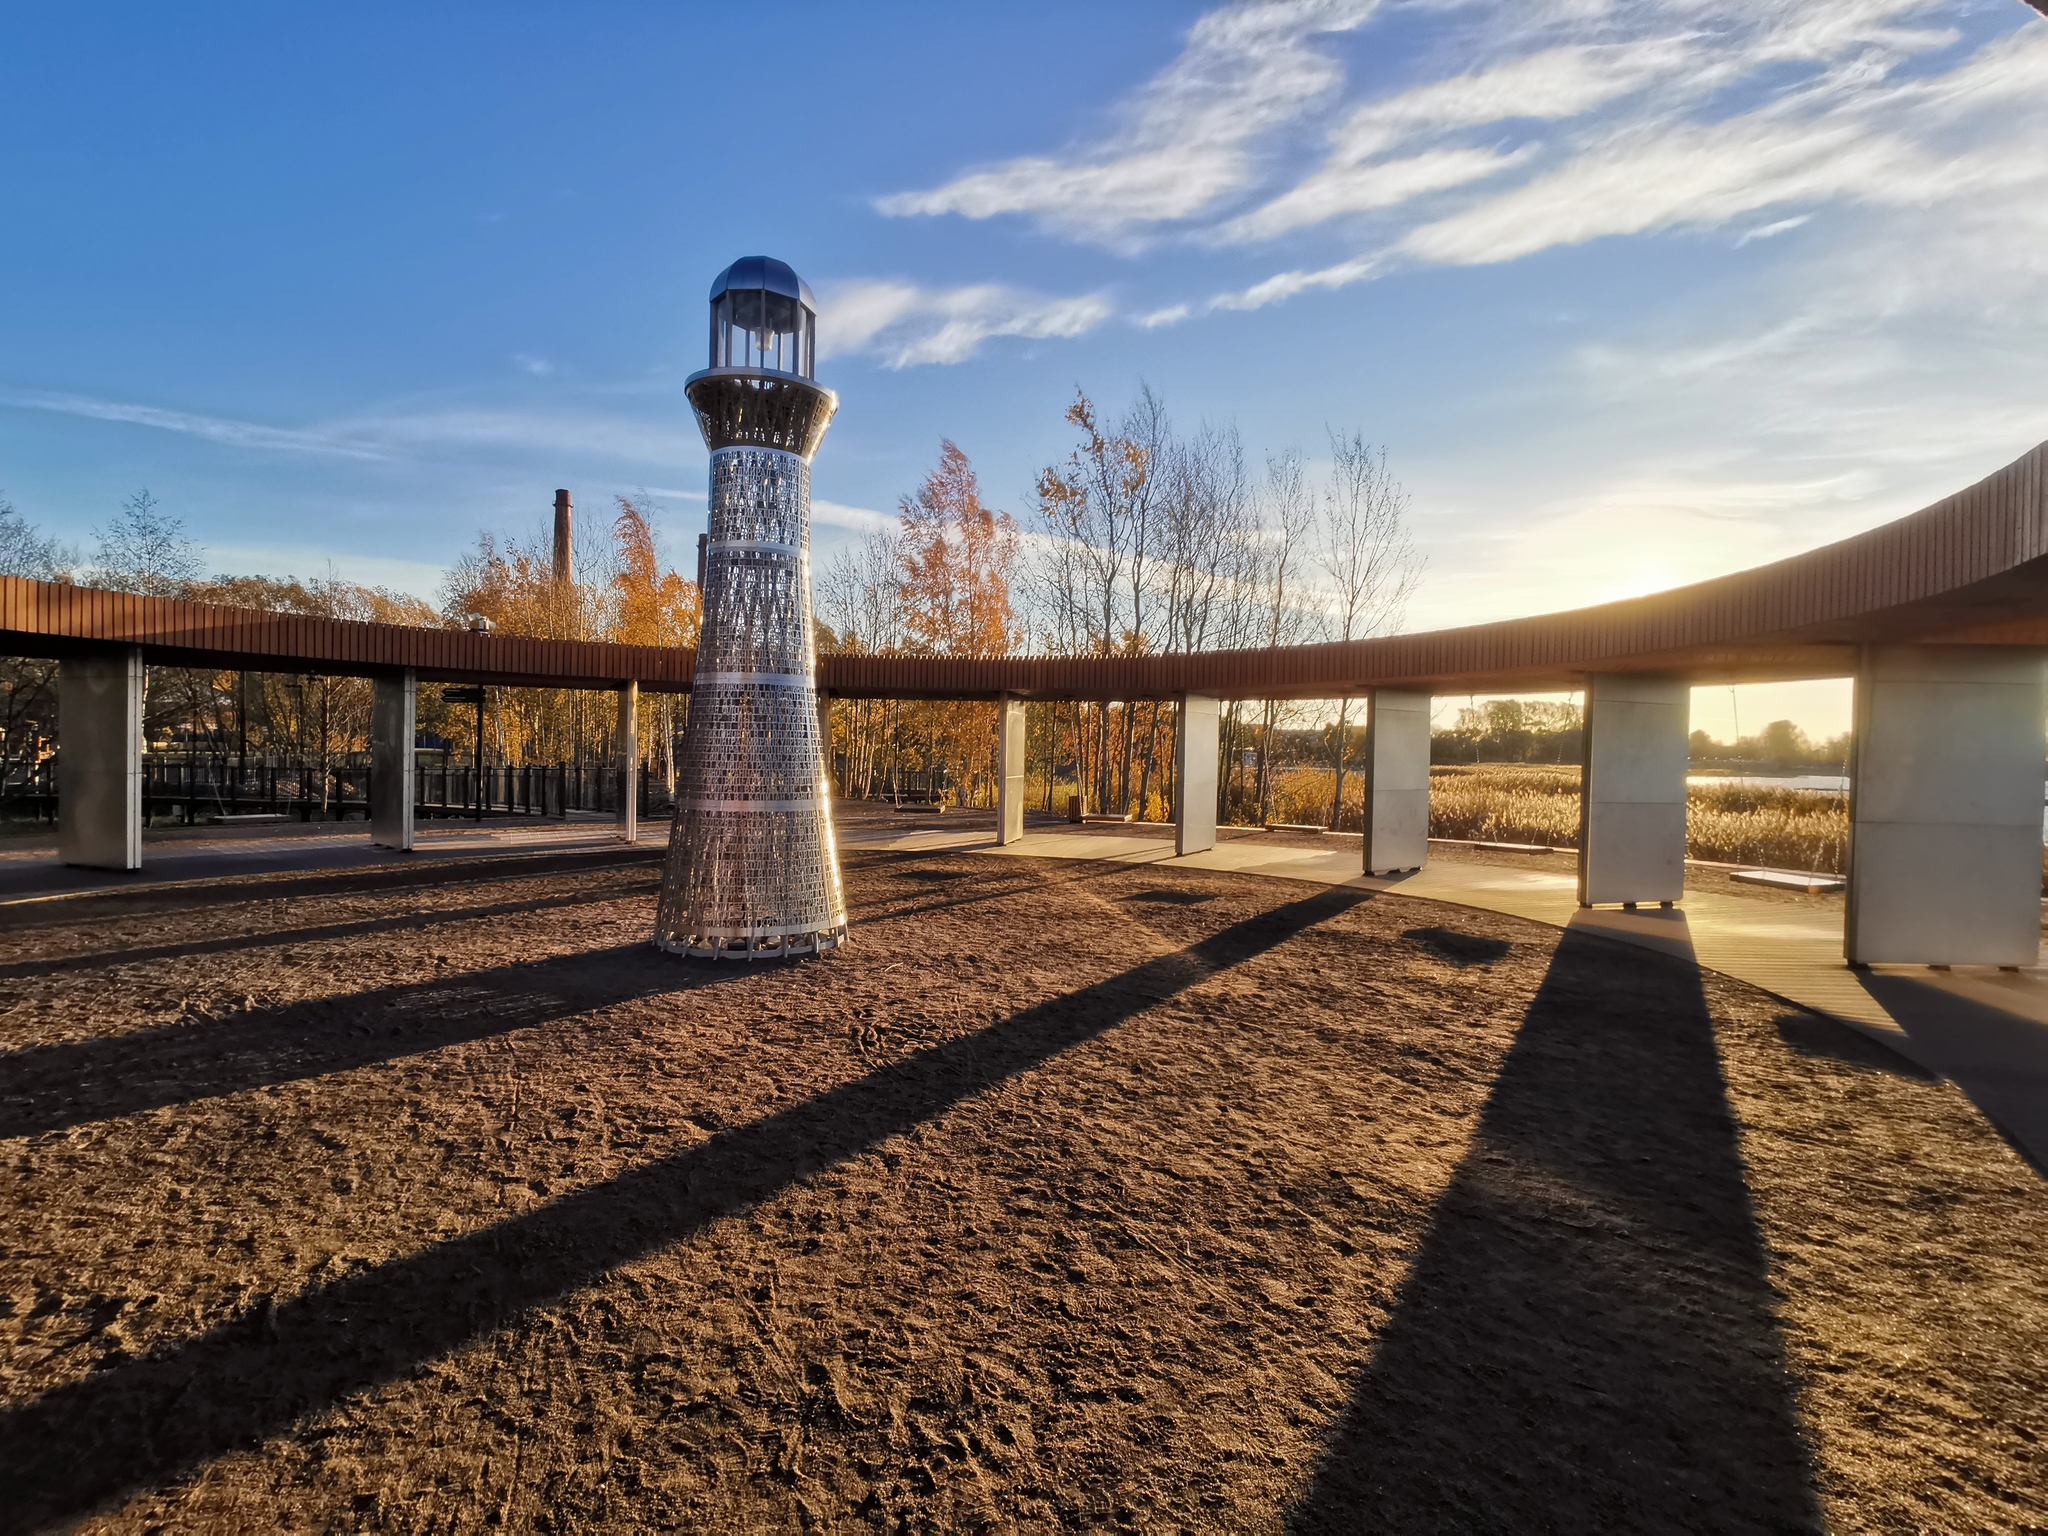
(5, 440, 2045, 701)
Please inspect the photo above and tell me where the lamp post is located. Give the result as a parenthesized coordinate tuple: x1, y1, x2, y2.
(655, 256, 846, 960)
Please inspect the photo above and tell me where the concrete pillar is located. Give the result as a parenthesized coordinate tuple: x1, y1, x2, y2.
(996, 695, 1026, 845)
(1175, 693, 1220, 857)
(1363, 689, 1431, 875)
(617, 680, 639, 844)
(1578, 673, 1688, 908)
(58, 646, 144, 871)
(370, 670, 416, 851)
(1846, 645, 2048, 966)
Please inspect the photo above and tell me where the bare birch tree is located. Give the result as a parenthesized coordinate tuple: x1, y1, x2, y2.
(1318, 431, 1421, 828)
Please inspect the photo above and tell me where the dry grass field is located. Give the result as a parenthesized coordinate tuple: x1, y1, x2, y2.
(1425, 764, 1852, 873)
(2, 846, 2045, 1532)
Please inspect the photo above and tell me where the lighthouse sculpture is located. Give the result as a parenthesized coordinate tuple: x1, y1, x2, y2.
(655, 256, 847, 959)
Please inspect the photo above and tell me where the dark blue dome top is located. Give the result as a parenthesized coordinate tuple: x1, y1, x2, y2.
(709, 256, 815, 313)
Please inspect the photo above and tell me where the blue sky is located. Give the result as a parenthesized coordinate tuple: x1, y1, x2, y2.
(4, 1, 2045, 738)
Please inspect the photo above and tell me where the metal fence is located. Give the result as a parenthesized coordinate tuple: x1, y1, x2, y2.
(0, 752, 668, 827)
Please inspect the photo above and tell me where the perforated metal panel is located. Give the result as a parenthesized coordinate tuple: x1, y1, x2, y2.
(655, 442, 847, 959)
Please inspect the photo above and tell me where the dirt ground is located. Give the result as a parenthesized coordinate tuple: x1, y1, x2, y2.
(2, 843, 2045, 1533)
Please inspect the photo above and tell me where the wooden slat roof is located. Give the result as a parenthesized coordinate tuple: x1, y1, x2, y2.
(7, 440, 2048, 701)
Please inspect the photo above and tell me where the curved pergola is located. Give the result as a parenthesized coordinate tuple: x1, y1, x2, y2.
(10, 437, 2048, 972)
(5, 439, 2045, 698)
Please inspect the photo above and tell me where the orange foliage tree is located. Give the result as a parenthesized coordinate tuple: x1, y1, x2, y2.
(440, 498, 699, 781)
(822, 442, 1021, 805)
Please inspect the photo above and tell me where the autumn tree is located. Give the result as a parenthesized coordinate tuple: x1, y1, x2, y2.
(611, 496, 700, 789)
(440, 496, 699, 776)
(897, 440, 1021, 658)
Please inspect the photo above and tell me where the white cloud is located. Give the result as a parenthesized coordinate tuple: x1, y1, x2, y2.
(1207, 7, 2048, 303)
(812, 498, 900, 535)
(1734, 214, 1811, 246)
(1222, 144, 1536, 240)
(875, 0, 1380, 242)
(0, 389, 389, 459)
(817, 280, 1113, 367)
(1135, 304, 1193, 329)
(0, 388, 703, 469)
(1219, 39, 1686, 240)
(1209, 254, 1382, 311)
(1398, 112, 1918, 267)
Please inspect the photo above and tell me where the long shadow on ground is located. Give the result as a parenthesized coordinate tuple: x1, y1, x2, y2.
(1288, 923, 1821, 1534)
(0, 878, 659, 982)
(1853, 971, 2048, 1177)
(0, 846, 662, 932)
(0, 885, 1364, 1533)
(0, 853, 1106, 1140)
(0, 940, 697, 1141)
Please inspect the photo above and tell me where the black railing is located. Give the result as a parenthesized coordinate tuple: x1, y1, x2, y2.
(0, 753, 667, 827)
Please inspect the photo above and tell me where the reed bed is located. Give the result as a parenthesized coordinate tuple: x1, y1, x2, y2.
(1685, 780, 1849, 873)
(1425, 765, 1850, 873)
(1252, 764, 1853, 873)
(1427, 765, 1583, 849)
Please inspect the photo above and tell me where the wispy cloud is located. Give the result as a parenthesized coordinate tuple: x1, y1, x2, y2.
(1216, 39, 1685, 242)
(0, 389, 390, 459)
(863, 0, 2042, 350)
(1734, 214, 1812, 247)
(817, 280, 1113, 367)
(0, 386, 711, 470)
(1208, 254, 1382, 311)
(812, 498, 900, 535)
(1196, 5, 2048, 310)
(875, 0, 1379, 244)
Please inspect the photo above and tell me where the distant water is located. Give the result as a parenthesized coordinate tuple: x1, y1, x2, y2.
(1687, 774, 1848, 794)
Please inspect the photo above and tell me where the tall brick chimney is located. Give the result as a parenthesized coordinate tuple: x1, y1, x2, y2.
(552, 489, 572, 586)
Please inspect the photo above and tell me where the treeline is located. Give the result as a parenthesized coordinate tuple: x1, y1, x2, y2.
(1689, 720, 1849, 770)
(6, 378, 1430, 829)
(821, 386, 1420, 822)
(1430, 699, 1583, 765)
(0, 489, 703, 804)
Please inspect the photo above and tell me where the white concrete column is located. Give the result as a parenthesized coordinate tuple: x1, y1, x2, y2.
(370, 669, 416, 851)
(1363, 689, 1431, 875)
(1846, 645, 2047, 967)
(617, 680, 639, 844)
(996, 695, 1026, 845)
(58, 646, 144, 870)
(1578, 673, 1688, 908)
(1175, 693, 1220, 857)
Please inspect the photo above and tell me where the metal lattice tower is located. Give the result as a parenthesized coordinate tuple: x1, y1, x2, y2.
(654, 256, 846, 960)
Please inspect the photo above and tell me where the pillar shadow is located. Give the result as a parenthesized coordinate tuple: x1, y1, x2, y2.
(0, 846, 660, 933)
(0, 853, 1134, 1142)
(0, 880, 658, 982)
(0, 885, 1363, 1533)
(1288, 919, 1821, 1533)
(1851, 971, 2048, 1177)
(0, 941, 705, 1141)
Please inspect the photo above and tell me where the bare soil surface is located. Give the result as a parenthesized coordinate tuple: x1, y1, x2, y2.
(2, 846, 2045, 1533)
